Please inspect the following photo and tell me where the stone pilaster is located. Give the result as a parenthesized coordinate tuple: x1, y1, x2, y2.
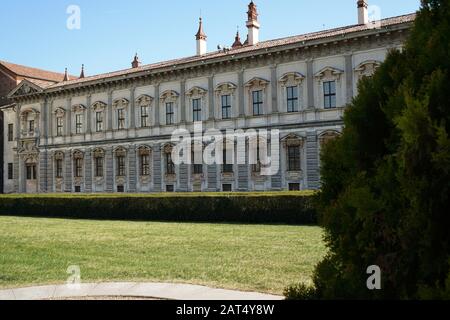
(306, 131, 320, 190)
(152, 144, 162, 192)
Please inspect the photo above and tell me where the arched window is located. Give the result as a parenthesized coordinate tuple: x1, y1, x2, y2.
(93, 148, 105, 178)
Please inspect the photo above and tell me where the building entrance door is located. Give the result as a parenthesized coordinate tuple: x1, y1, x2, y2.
(25, 164, 37, 193)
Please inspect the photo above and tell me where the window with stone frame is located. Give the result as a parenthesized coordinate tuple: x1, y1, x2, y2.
(75, 114, 83, 134)
(287, 146, 301, 172)
(245, 77, 269, 117)
(166, 152, 175, 175)
(314, 67, 343, 110)
(56, 117, 64, 136)
(55, 159, 63, 178)
(113, 98, 129, 130)
(7, 163, 13, 180)
(138, 147, 151, 176)
(166, 102, 174, 125)
(115, 148, 127, 177)
(141, 105, 149, 127)
(215, 82, 236, 120)
(192, 98, 202, 122)
(73, 151, 84, 178)
(222, 144, 233, 174)
(8, 124, 14, 141)
(136, 95, 153, 128)
(221, 94, 232, 119)
(96, 112, 103, 132)
(279, 72, 304, 113)
(117, 109, 126, 130)
(93, 149, 105, 178)
(91, 102, 107, 133)
(323, 81, 337, 109)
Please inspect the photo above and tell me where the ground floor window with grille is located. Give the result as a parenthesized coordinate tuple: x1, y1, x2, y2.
(75, 186, 81, 193)
(26, 165, 37, 180)
(166, 153, 175, 175)
(117, 185, 125, 193)
(117, 156, 126, 176)
(95, 157, 104, 177)
(75, 158, 83, 178)
(8, 163, 13, 180)
(222, 184, 232, 192)
(289, 183, 300, 191)
(140, 154, 150, 176)
(166, 185, 174, 192)
(288, 146, 301, 172)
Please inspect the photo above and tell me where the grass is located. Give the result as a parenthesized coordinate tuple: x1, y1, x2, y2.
(0, 190, 316, 198)
(0, 216, 325, 295)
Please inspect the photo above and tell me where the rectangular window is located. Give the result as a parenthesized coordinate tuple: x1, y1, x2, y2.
(289, 183, 301, 191)
(166, 153, 175, 175)
(252, 90, 263, 116)
(166, 185, 174, 192)
(117, 109, 125, 130)
(55, 160, 63, 178)
(7, 163, 13, 180)
(117, 156, 126, 176)
(221, 95, 232, 119)
(287, 86, 299, 112)
(141, 106, 149, 127)
(7, 124, 13, 141)
(222, 147, 233, 173)
(96, 112, 103, 132)
(117, 185, 124, 193)
(222, 184, 232, 192)
(75, 159, 83, 178)
(75, 114, 83, 134)
(75, 186, 81, 193)
(29, 120, 35, 133)
(192, 99, 202, 122)
(95, 157, 104, 177)
(193, 164, 203, 175)
(166, 102, 174, 125)
(288, 146, 301, 172)
(140, 155, 150, 176)
(323, 81, 337, 109)
(26, 165, 37, 180)
(56, 117, 64, 136)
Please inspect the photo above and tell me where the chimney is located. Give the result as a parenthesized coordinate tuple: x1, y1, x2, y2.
(132, 53, 141, 68)
(79, 64, 85, 79)
(357, 0, 369, 25)
(63, 68, 69, 82)
(246, 1, 260, 46)
(195, 17, 207, 56)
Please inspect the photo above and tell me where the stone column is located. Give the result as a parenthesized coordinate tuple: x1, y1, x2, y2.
(48, 100, 54, 137)
(85, 149, 93, 192)
(130, 87, 136, 129)
(154, 84, 160, 126)
(13, 154, 19, 193)
(270, 65, 278, 113)
(345, 54, 354, 104)
(306, 60, 315, 109)
(152, 143, 162, 192)
(86, 95, 92, 134)
(66, 98, 72, 135)
(238, 70, 245, 116)
(39, 151, 48, 193)
(208, 75, 215, 120)
(105, 148, 114, 192)
(64, 151, 73, 192)
(46, 152, 53, 193)
(107, 90, 113, 131)
(306, 131, 320, 190)
(128, 145, 137, 192)
(180, 80, 186, 123)
(237, 142, 249, 191)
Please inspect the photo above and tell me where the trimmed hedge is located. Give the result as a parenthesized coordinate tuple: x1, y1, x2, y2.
(0, 193, 317, 225)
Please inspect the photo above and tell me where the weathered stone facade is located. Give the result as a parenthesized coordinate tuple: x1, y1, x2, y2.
(1, 6, 415, 193)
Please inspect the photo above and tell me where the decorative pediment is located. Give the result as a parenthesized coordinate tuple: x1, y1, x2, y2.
(20, 108, 40, 120)
(186, 86, 207, 97)
(279, 72, 305, 86)
(54, 151, 65, 161)
(7, 79, 43, 98)
(54, 107, 66, 117)
(162, 143, 175, 154)
(215, 82, 237, 94)
(319, 130, 341, 145)
(93, 148, 105, 158)
(91, 101, 107, 111)
(281, 133, 304, 147)
(160, 90, 179, 101)
(72, 104, 86, 113)
(114, 147, 127, 157)
(355, 60, 381, 78)
(245, 77, 270, 89)
(113, 98, 129, 109)
(138, 145, 152, 156)
(73, 150, 84, 159)
(136, 95, 153, 107)
(315, 67, 344, 80)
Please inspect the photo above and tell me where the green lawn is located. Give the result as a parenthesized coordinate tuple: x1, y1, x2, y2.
(0, 216, 326, 294)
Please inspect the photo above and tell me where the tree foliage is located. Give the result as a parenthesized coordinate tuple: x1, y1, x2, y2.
(313, 0, 450, 299)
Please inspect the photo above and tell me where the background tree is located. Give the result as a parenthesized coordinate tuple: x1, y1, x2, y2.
(300, 0, 450, 299)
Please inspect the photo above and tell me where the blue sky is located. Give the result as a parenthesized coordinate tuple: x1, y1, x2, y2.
(0, 0, 420, 76)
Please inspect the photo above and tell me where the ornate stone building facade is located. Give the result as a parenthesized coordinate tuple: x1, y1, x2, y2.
(1, 1, 415, 193)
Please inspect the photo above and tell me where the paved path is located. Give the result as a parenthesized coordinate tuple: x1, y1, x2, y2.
(0, 282, 284, 300)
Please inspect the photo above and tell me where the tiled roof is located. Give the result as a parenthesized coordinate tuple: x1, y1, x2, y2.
(43, 13, 414, 90)
(0, 60, 68, 83)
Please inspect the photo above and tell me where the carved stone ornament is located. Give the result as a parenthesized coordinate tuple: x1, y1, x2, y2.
(136, 95, 153, 107)
(113, 98, 129, 109)
(281, 133, 304, 147)
(279, 72, 305, 87)
(91, 101, 107, 111)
